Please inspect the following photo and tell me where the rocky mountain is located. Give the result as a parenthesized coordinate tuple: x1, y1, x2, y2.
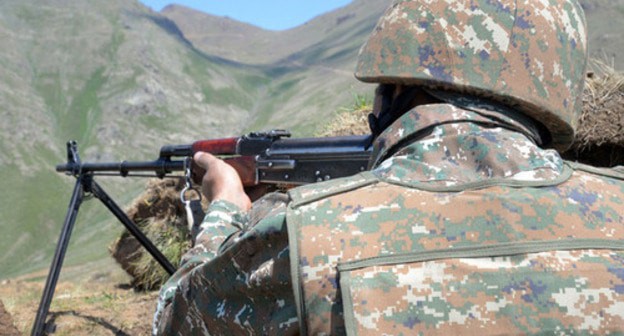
(0, 0, 622, 280)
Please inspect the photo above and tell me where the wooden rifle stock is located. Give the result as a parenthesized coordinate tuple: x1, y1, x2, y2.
(188, 130, 373, 188)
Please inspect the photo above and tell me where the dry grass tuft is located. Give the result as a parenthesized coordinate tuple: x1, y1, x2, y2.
(109, 178, 207, 290)
(562, 60, 624, 166)
(315, 107, 371, 137)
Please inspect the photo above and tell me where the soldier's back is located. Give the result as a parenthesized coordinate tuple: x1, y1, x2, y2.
(287, 163, 624, 335)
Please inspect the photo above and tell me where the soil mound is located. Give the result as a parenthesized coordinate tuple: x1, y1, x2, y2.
(0, 300, 19, 336)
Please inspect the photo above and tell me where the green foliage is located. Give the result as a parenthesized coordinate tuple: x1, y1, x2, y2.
(351, 92, 372, 111)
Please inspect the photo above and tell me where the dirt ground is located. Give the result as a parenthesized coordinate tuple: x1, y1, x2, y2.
(1, 299, 20, 336)
(0, 267, 158, 336)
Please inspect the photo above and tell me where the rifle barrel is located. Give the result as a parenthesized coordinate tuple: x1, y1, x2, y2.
(56, 159, 186, 177)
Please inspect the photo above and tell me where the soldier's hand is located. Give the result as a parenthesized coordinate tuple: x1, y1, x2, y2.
(193, 152, 252, 212)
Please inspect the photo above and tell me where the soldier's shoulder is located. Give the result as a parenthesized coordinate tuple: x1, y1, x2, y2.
(564, 161, 624, 196)
(288, 172, 379, 208)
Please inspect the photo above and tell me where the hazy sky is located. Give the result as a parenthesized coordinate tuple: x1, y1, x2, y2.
(139, 1, 353, 31)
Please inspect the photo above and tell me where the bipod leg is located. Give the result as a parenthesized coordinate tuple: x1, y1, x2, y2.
(31, 175, 86, 336)
(89, 179, 176, 275)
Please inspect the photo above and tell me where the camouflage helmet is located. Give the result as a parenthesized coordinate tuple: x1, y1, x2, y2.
(355, 0, 588, 150)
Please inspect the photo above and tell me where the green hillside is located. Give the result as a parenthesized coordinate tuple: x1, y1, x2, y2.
(0, 0, 270, 279)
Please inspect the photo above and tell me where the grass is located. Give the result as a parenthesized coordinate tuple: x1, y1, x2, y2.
(183, 50, 267, 111)
(0, 167, 73, 278)
(0, 269, 157, 335)
(127, 218, 190, 289)
(65, 67, 106, 146)
(0, 161, 145, 280)
(314, 95, 371, 137)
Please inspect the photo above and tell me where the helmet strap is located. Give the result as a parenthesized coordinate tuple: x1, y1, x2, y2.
(369, 84, 440, 137)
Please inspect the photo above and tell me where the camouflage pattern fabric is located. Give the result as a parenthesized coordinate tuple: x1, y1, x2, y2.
(287, 105, 624, 335)
(355, 0, 588, 151)
(153, 193, 298, 335)
(154, 103, 624, 335)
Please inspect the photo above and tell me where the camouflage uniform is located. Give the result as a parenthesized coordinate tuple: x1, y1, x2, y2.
(155, 0, 624, 334)
(288, 103, 624, 335)
(154, 102, 624, 334)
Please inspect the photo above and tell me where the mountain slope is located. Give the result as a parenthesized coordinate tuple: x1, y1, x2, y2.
(0, 0, 378, 279)
(0, 0, 271, 278)
(161, 0, 387, 133)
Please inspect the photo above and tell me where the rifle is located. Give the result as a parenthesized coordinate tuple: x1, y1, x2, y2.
(32, 130, 372, 336)
(57, 129, 372, 186)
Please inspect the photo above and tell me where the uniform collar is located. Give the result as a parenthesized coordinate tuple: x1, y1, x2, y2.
(370, 104, 564, 187)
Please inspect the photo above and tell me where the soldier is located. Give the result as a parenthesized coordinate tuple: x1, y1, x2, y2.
(154, 0, 624, 334)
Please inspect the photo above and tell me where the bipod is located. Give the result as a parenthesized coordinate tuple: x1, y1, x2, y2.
(31, 141, 176, 336)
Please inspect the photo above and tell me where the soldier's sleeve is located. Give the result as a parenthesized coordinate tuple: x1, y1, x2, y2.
(153, 193, 298, 335)
(152, 199, 245, 332)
